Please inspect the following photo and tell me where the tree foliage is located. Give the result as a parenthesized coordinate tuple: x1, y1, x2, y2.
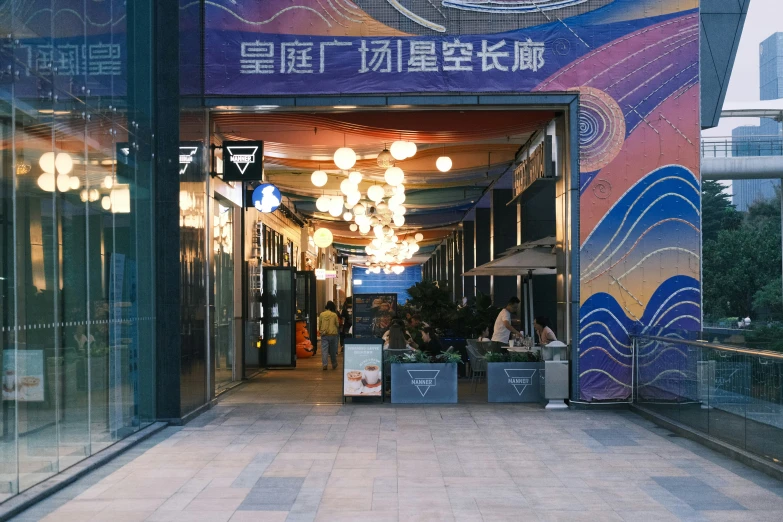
(702, 183, 782, 321)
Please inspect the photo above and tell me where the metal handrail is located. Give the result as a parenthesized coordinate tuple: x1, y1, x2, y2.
(636, 335, 783, 361)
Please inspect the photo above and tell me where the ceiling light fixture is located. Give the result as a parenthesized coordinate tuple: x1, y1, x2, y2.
(436, 156, 452, 172)
(311, 170, 328, 187)
(377, 147, 395, 168)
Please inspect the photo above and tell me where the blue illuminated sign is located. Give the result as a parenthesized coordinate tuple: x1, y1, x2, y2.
(251, 184, 282, 213)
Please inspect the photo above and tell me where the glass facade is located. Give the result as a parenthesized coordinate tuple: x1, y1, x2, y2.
(0, 0, 156, 500)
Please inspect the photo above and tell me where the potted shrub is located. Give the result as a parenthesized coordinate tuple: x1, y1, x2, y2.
(485, 351, 544, 403)
(390, 351, 461, 404)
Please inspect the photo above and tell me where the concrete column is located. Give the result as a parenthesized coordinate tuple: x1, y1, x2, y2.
(452, 231, 463, 302)
(491, 189, 517, 306)
(475, 208, 491, 297)
(439, 243, 448, 283)
(462, 221, 475, 299)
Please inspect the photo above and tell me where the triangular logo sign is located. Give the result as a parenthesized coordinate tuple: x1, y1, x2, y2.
(504, 369, 537, 396)
(226, 146, 258, 175)
(179, 147, 198, 175)
(407, 369, 440, 397)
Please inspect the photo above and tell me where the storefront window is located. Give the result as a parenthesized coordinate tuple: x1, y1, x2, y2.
(0, 0, 156, 500)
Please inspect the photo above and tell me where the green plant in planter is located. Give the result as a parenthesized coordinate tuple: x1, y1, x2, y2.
(455, 292, 501, 338)
(484, 351, 541, 363)
(405, 280, 458, 332)
(389, 351, 463, 364)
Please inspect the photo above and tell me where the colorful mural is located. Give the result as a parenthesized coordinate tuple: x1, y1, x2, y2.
(183, 0, 701, 401)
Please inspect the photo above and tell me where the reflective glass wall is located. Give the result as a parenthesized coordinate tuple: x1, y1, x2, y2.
(0, 0, 156, 500)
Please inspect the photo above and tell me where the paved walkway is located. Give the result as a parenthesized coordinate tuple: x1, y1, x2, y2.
(10, 369, 783, 521)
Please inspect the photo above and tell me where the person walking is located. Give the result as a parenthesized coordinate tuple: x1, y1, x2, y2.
(318, 301, 340, 370)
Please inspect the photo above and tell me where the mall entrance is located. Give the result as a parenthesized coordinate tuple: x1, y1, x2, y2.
(202, 98, 579, 405)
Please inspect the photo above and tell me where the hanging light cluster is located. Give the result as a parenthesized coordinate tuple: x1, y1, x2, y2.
(308, 144, 424, 273)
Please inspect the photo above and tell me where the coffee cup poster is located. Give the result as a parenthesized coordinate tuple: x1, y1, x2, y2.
(2, 350, 45, 402)
(343, 342, 383, 397)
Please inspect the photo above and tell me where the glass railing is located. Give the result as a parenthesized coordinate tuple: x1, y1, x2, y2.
(701, 137, 783, 158)
(633, 333, 783, 464)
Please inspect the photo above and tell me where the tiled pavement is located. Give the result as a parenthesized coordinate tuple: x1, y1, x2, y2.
(10, 358, 783, 521)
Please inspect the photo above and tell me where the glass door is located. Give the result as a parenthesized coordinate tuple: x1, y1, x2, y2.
(263, 267, 296, 368)
(213, 201, 235, 390)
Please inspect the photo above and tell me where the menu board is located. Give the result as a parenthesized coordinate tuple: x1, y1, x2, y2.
(343, 339, 383, 398)
(2, 350, 45, 402)
(352, 293, 397, 339)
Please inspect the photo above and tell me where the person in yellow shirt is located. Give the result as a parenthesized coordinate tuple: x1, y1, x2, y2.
(318, 301, 340, 370)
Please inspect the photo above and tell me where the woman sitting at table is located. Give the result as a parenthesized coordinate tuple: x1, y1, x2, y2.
(534, 316, 557, 345)
(383, 320, 412, 350)
(419, 326, 443, 357)
(477, 326, 492, 343)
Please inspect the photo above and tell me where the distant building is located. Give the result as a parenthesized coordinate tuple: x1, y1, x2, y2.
(730, 33, 783, 211)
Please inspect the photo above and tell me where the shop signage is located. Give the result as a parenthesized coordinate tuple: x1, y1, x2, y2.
(352, 293, 396, 339)
(513, 136, 554, 199)
(179, 142, 203, 182)
(487, 362, 543, 403)
(222, 141, 264, 181)
(324, 270, 336, 279)
(251, 183, 281, 213)
(315, 268, 326, 280)
(391, 363, 458, 404)
(343, 339, 383, 400)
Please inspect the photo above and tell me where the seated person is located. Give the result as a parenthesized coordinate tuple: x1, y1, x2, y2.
(419, 326, 443, 357)
(534, 316, 557, 345)
(477, 326, 492, 342)
(383, 320, 413, 350)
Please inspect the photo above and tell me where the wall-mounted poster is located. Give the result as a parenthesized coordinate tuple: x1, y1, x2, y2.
(2, 350, 45, 402)
(352, 293, 397, 339)
(343, 339, 383, 399)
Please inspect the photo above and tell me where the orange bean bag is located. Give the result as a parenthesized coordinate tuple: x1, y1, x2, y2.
(296, 320, 314, 358)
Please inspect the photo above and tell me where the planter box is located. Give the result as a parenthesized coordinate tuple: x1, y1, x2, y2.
(391, 363, 458, 404)
(487, 362, 544, 403)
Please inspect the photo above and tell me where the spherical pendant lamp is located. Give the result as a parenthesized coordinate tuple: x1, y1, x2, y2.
(367, 185, 385, 203)
(414, 232, 424, 242)
(333, 147, 356, 170)
(384, 166, 404, 187)
(404, 141, 417, 158)
(349, 223, 358, 232)
(393, 214, 405, 227)
(313, 228, 333, 248)
(376, 148, 395, 168)
(348, 171, 363, 184)
(37, 172, 55, 192)
(359, 224, 371, 234)
(311, 170, 328, 187)
(343, 212, 353, 221)
(436, 156, 452, 172)
(390, 141, 408, 161)
(353, 202, 367, 216)
(55, 153, 73, 175)
(315, 195, 331, 212)
(328, 196, 344, 217)
(346, 191, 361, 207)
(340, 179, 357, 195)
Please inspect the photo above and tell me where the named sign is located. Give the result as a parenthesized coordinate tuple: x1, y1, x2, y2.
(223, 141, 264, 181)
(179, 142, 203, 181)
(343, 339, 383, 400)
(513, 135, 554, 199)
(251, 183, 281, 213)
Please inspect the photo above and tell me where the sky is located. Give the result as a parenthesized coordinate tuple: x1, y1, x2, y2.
(702, 0, 783, 138)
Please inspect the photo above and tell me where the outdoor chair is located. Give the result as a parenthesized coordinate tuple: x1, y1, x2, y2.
(466, 344, 487, 391)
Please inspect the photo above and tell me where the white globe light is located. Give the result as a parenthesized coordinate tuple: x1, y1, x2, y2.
(343, 212, 353, 221)
(367, 185, 385, 203)
(328, 197, 344, 217)
(395, 205, 407, 215)
(339, 179, 355, 195)
(69, 176, 80, 190)
(103, 176, 113, 189)
(384, 166, 404, 187)
(311, 170, 328, 187)
(80, 189, 89, 202)
(55, 153, 73, 175)
(39, 152, 55, 174)
(389, 194, 405, 208)
(390, 141, 409, 160)
(349, 223, 358, 232)
(89, 189, 99, 202)
(359, 224, 371, 234)
(404, 141, 417, 158)
(346, 191, 361, 207)
(394, 184, 405, 195)
(101, 196, 111, 210)
(414, 232, 424, 242)
(348, 171, 363, 184)
(37, 172, 55, 192)
(373, 225, 384, 238)
(353, 202, 367, 216)
(333, 147, 356, 170)
(393, 214, 405, 227)
(56, 173, 71, 192)
(412, 243, 420, 253)
(313, 228, 333, 248)
(436, 156, 452, 172)
(315, 195, 331, 212)
(392, 265, 405, 274)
